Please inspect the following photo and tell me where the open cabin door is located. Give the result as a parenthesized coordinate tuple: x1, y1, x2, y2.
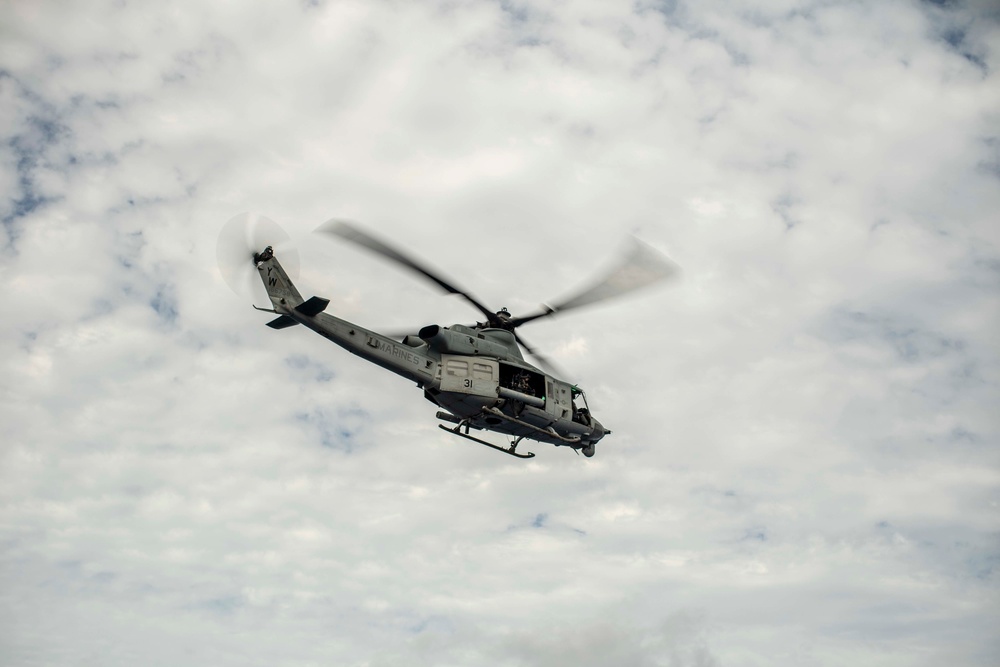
(440, 355, 500, 397)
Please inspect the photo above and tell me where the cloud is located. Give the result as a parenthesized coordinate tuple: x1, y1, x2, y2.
(1, 1, 998, 666)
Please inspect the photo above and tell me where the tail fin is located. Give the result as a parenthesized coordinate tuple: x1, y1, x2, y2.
(265, 296, 330, 329)
(266, 314, 299, 329)
(256, 255, 303, 307)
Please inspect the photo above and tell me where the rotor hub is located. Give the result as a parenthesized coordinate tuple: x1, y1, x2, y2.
(254, 246, 274, 264)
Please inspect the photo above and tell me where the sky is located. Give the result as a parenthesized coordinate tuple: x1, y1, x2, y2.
(1, 0, 999, 665)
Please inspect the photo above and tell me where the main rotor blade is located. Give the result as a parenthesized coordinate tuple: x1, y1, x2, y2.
(513, 331, 567, 380)
(315, 219, 497, 322)
(509, 236, 679, 328)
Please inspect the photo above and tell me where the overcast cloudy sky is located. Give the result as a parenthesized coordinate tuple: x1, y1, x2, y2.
(2, 1, 998, 665)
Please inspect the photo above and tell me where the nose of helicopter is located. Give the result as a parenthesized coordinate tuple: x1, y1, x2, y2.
(588, 418, 610, 442)
(579, 420, 608, 458)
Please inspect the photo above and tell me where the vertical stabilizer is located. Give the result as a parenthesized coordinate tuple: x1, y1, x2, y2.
(255, 252, 303, 308)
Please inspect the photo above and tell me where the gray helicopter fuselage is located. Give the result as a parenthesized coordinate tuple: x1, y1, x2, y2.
(255, 254, 607, 450)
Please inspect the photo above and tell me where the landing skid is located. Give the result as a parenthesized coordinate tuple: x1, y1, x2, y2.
(438, 424, 535, 459)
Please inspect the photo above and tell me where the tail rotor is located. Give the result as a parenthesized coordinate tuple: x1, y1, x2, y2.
(216, 213, 300, 298)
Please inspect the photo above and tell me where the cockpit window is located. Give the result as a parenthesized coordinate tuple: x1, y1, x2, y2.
(572, 388, 591, 425)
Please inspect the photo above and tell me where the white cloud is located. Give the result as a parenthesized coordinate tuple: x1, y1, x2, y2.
(1, 1, 999, 666)
(553, 334, 589, 358)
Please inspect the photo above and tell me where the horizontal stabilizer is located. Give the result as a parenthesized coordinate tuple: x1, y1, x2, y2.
(295, 296, 330, 317)
(266, 315, 299, 329)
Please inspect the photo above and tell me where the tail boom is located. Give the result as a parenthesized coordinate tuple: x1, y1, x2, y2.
(254, 254, 439, 386)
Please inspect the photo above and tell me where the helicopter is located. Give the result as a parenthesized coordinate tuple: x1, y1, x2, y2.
(217, 213, 678, 459)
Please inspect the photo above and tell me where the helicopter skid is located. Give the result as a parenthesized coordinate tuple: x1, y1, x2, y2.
(438, 424, 535, 459)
